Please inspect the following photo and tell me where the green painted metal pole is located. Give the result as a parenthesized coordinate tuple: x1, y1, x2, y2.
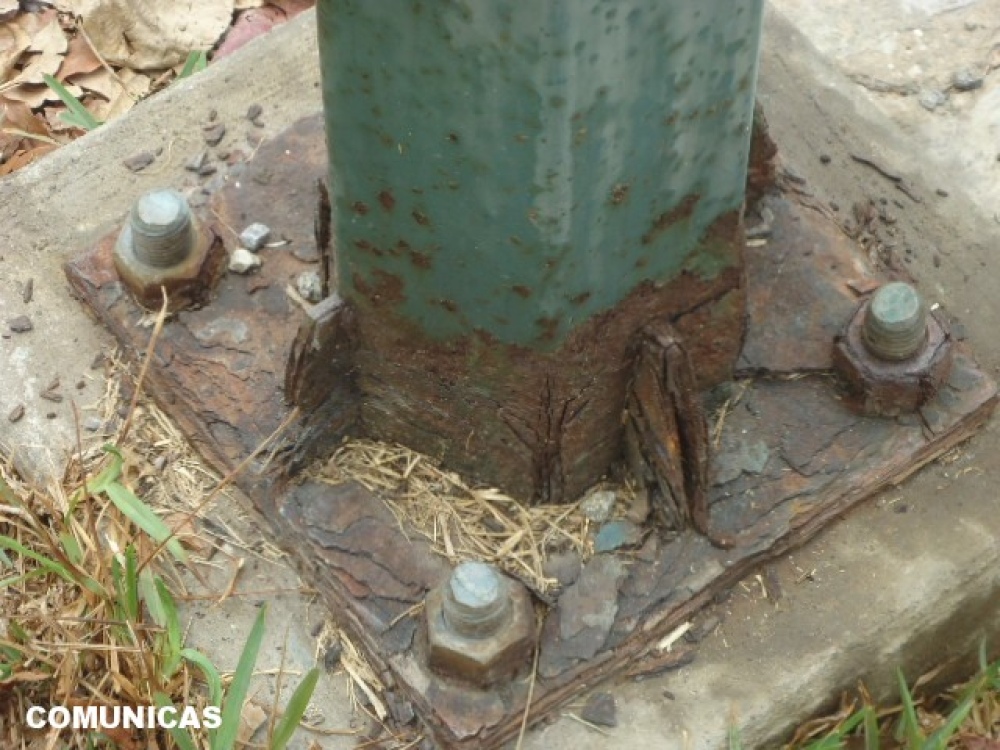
(317, 0, 764, 504)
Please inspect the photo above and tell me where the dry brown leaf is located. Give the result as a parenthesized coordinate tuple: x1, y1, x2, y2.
(269, 0, 314, 18)
(12, 49, 62, 85)
(4, 78, 81, 108)
(27, 14, 68, 56)
(0, 18, 32, 82)
(237, 700, 269, 746)
(1, 96, 51, 137)
(67, 66, 117, 98)
(88, 66, 147, 121)
(8, 17, 68, 86)
(76, 0, 234, 70)
(57, 33, 102, 80)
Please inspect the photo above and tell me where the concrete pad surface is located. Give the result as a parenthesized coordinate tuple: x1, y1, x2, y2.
(3, 6, 1000, 750)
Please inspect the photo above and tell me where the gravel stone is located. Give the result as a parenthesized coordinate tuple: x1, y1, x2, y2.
(229, 248, 262, 274)
(239, 222, 271, 251)
(296, 270, 323, 302)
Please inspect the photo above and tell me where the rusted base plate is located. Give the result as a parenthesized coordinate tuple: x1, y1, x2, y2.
(65, 115, 997, 749)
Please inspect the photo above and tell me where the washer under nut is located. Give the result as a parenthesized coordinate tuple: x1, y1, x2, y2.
(113, 189, 225, 311)
(833, 283, 953, 416)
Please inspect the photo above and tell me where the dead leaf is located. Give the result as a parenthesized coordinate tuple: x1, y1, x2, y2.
(8, 17, 68, 86)
(269, 0, 314, 18)
(75, 0, 234, 71)
(57, 34, 102, 80)
(214, 5, 285, 60)
(88, 67, 147, 121)
(1, 97, 50, 137)
(0, 19, 32, 81)
(68, 66, 117, 99)
(959, 737, 1000, 750)
(28, 15, 68, 56)
(237, 700, 269, 746)
(4, 78, 81, 108)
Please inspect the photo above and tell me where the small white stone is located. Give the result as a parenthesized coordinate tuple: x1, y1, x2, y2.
(239, 222, 271, 252)
(296, 271, 323, 302)
(83, 416, 103, 432)
(229, 247, 262, 274)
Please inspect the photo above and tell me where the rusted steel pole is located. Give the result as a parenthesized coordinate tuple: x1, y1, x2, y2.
(317, 0, 765, 504)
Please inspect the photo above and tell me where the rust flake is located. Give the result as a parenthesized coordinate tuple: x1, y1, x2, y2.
(351, 200, 370, 216)
(642, 194, 700, 246)
(378, 190, 396, 212)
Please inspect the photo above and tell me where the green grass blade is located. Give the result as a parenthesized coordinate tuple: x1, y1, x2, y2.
(42, 73, 101, 131)
(178, 50, 207, 79)
(0, 547, 11, 568)
(728, 723, 742, 750)
(58, 532, 83, 566)
(103, 481, 187, 563)
(0, 568, 48, 589)
(269, 667, 320, 750)
(155, 577, 182, 656)
(894, 669, 923, 749)
(925, 689, 978, 750)
(0, 535, 76, 584)
(153, 693, 198, 750)
(180, 648, 223, 707)
(860, 706, 879, 750)
(124, 546, 140, 620)
(215, 605, 268, 750)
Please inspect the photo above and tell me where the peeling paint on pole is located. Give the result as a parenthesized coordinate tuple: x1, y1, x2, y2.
(317, 0, 765, 502)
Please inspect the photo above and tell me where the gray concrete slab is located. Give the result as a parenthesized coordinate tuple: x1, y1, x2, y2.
(3, 5, 1000, 750)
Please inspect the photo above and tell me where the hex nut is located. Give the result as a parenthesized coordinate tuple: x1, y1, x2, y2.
(833, 297, 953, 416)
(113, 213, 224, 311)
(426, 571, 534, 687)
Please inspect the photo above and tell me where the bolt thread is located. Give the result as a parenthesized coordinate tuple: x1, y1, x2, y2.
(129, 190, 194, 268)
(442, 562, 510, 638)
(862, 282, 927, 361)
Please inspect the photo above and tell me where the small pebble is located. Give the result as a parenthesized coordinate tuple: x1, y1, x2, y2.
(229, 248, 262, 274)
(239, 222, 271, 251)
(203, 122, 227, 147)
(296, 271, 324, 302)
(292, 245, 320, 263)
(580, 489, 616, 523)
(8, 404, 24, 423)
(122, 151, 156, 172)
(22, 278, 33, 304)
(952, 69, 983, 92)
(246, 103, 264, 126)
(46, 412, 56, 420)
(83, 416, 103, 432)
(197, 163, 218, 177)
(580, 692, 617, 728)
(75, 380, 86, 390)
(819, 153, 831, 164)
(918, 89, 947, 111)
(185, 150, 209, 172)
(207, 108, 218, 122)
(935, 188, 949, 197)
(8, 315, 32, 333)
